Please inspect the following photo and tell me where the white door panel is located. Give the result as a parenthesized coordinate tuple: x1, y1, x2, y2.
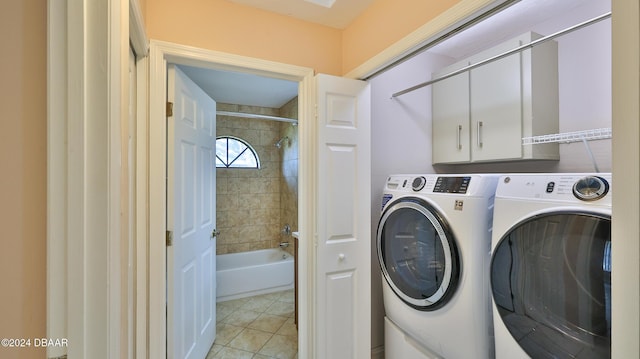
(167, 65, 216, 359)
(470, 39, 523, 161)
(432, 61, 471, 164)
(316, 74, 371, 358)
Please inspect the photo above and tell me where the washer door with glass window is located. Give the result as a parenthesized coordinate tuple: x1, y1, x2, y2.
(377, 197, 460, 311)
(491, 211, 611, 358)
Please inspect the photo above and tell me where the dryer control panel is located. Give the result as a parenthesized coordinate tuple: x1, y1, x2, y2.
(572, 176, 609, 201)
(496, 173, 612, 205)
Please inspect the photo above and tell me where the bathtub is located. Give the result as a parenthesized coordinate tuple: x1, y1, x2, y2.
(216, 248, 294, 302)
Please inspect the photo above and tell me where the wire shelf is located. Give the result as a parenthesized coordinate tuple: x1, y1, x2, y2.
(522, 128, 612, 145)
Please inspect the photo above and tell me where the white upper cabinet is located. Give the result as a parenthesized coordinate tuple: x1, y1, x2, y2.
(432, 61, 471, 164)
(432, 32, 559, 164)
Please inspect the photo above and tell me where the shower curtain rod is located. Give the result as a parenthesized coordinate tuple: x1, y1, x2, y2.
(391, 11, 612, 99)
(216, 110, 298, 124)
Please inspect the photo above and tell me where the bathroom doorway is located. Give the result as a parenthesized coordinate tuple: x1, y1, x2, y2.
(177, 64, 300, 357)
(148, 42, 313, 357)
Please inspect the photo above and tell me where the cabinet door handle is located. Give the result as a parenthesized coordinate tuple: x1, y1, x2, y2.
(457, 125, 463, 150)
(477, 121, 484, 148)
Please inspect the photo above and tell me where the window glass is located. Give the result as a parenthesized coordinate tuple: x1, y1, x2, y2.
(215, 136, 260, 169)
(378, 198, 459, 310)
(381, 207, 446, 299)
(491, 212, 611, 358)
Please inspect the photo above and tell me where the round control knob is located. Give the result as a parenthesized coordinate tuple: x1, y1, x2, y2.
(412, 176, 427, 192)
(572, 176, 609, 201)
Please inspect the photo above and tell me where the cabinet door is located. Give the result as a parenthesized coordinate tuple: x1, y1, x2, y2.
(470, 39, 523, 162)
(432, 62, 470, 164)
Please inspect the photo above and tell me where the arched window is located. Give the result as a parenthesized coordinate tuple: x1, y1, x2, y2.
(215, 136, 260, 169)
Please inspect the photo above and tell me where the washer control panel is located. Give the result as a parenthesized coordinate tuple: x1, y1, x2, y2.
(385, 175, 473, 194)
(411, 176, 427, 191)
(433, 176, 471, 194)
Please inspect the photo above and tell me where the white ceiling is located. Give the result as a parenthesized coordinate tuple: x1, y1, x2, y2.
(427, 0, 610, 61)
(180, 0, 610, 109)
(179, 65, 298, 108)
(225, 0, 375, 29)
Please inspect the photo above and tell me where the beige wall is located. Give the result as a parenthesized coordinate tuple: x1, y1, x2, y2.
(341, 0, 461, 74)
(146, 0, 343, 75)
(0, 1, 47, 358)
(145, 0, 459, 76)
(138, 0, 147, 18)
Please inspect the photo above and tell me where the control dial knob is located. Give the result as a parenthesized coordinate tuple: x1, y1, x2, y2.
(572, 176, 609, 201)
(412, 176, 427, 192)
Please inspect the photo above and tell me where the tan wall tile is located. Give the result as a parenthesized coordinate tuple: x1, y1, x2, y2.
(216, 103, 289, 255)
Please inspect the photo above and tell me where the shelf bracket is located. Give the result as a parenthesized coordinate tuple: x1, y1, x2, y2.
(522, 128, 612, 145)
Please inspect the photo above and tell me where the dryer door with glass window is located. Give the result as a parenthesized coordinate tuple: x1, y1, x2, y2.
(377, 197, 460, 311)
(491, 211, 611, 358)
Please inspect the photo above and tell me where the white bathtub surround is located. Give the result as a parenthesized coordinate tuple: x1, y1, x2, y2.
(217, 248, 294, 302)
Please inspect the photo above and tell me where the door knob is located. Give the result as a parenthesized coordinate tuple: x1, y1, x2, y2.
(211, 229, 220, 238)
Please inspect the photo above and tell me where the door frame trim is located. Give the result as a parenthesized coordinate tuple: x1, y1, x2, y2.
(47, 0, 130, 357)
(146, 40, 315, 358)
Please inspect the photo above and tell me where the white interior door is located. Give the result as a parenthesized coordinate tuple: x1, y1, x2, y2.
(167, 65, 217, 359)
(315, 73, 371, 358)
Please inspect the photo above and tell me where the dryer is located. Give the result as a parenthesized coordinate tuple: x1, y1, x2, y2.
(377, 174, 499, 359)
(490, 173, 612, 359)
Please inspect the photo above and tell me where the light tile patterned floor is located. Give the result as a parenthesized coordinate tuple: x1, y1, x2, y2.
(208, 289, 298, 359)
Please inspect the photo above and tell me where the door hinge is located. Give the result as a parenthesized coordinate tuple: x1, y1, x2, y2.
(166, 230, 173, 247)
(166, 101, 174, 117)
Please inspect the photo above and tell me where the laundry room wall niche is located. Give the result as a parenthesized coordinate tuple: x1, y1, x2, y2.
(371, 0, 611, 176)
(369, 0, 612, 353)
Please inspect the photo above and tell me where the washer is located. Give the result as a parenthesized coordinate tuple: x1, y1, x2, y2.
(377, 174, 499, 359)
(490, 173, 612, 359)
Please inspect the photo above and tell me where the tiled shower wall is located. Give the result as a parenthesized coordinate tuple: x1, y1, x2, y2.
(216, 100, 298, 255)
(279, 98, 298, 256)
